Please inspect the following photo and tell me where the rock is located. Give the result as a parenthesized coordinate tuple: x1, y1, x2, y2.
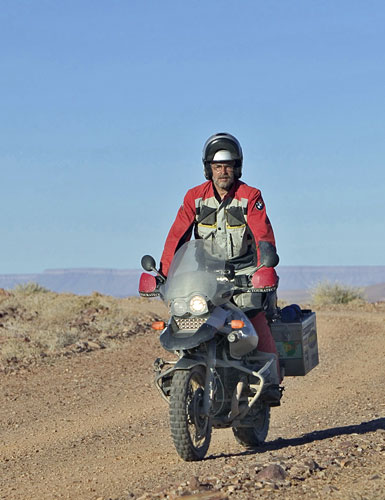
(304, 458, 321, 472)
(222, 465, 236, 474)
(83, 307, 99, 317)
(174, 492, 228, 499)
(87, 340, 102, 350)
(189, 476, 201, 490)
(255, 464, 287, 481)
(68, 341, 88, 353)
(336, 458, 352, 467)
(322, 485, 339, 494)
(339, 440, 355, 450)
(136, 494, 152, 500)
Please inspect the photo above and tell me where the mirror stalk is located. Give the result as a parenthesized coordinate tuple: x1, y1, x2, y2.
(154, 268, 166, 283)
(141, 255, 166, 283)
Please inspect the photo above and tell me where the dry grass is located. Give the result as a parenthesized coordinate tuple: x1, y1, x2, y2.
(0, 285, 167, 368)
(310, 281, 365, 306)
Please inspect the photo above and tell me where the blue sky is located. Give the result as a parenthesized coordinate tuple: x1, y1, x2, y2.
(1, 0, 384, 273)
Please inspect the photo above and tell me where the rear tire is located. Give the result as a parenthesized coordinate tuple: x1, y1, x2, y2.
(169, 366, 212, 461)
(232, 404, 270, 449)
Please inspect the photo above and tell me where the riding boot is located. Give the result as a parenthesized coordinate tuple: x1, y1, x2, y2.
(249, 311, 283, 406)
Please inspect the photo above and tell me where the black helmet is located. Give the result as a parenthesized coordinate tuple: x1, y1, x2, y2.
(202, 132, 243, 180)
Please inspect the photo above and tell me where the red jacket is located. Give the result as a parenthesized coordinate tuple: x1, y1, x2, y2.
(160, 180, 276, 276)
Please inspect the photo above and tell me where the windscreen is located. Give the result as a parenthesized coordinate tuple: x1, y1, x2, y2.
(161, 239, 233, 304)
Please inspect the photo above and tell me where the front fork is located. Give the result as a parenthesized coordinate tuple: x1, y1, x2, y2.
(153, 340, 216, 410)
(202, 339, 216, 417)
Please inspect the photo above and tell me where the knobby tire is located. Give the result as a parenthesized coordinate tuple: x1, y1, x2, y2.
(232, 404, 270, 449)
(169, 366, 212, 461)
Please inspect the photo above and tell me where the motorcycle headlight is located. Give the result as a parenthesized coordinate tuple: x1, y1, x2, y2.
(189, 295, 208, 315)
(171, 299, 188, 316)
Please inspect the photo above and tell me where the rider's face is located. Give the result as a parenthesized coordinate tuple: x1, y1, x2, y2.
(211, 162, 235, 192)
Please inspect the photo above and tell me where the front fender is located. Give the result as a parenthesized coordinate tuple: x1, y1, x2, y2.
(173, 356, 206, 371)
(154, 356, 206, 403)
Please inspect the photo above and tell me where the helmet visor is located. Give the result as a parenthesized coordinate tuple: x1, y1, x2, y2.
(204, 137, 242, 163)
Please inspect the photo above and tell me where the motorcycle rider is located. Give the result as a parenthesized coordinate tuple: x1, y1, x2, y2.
(160, 133, 281, 404)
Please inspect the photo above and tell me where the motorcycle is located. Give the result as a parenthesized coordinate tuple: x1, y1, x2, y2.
(139, 239, 283, 461)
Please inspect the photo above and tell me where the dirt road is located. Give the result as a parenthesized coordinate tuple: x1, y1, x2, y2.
(1, 304, 384, 499)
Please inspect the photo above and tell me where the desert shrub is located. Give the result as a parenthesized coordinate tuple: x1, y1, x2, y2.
(13, 282, 50, 294)
(311, 281, 364, 306)
(38, 328, 80, 351)
(0, 337, 41, 362)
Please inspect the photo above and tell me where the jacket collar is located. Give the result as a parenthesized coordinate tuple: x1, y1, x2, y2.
(209, 179, 241, 201)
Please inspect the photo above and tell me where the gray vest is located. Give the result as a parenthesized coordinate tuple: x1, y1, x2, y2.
(194, 196, 257, 275)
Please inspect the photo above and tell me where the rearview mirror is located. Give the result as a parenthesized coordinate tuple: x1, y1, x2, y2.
(141, 255, 157, 272)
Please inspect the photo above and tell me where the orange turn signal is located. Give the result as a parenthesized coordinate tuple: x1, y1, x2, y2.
(231, 320, 244, 329)
(152, 321, 165, 330)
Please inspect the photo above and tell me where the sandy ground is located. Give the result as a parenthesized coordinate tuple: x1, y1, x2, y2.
(0, 303, 384, 500)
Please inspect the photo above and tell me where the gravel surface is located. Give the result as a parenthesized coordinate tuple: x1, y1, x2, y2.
(0, 303, 384, 500)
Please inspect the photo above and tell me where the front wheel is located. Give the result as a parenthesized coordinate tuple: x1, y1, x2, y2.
(169, 366, 212, 461)
(232, 404, 270, 449)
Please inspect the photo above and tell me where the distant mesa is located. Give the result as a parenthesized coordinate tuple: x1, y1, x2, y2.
(0, 266, 384, 301)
